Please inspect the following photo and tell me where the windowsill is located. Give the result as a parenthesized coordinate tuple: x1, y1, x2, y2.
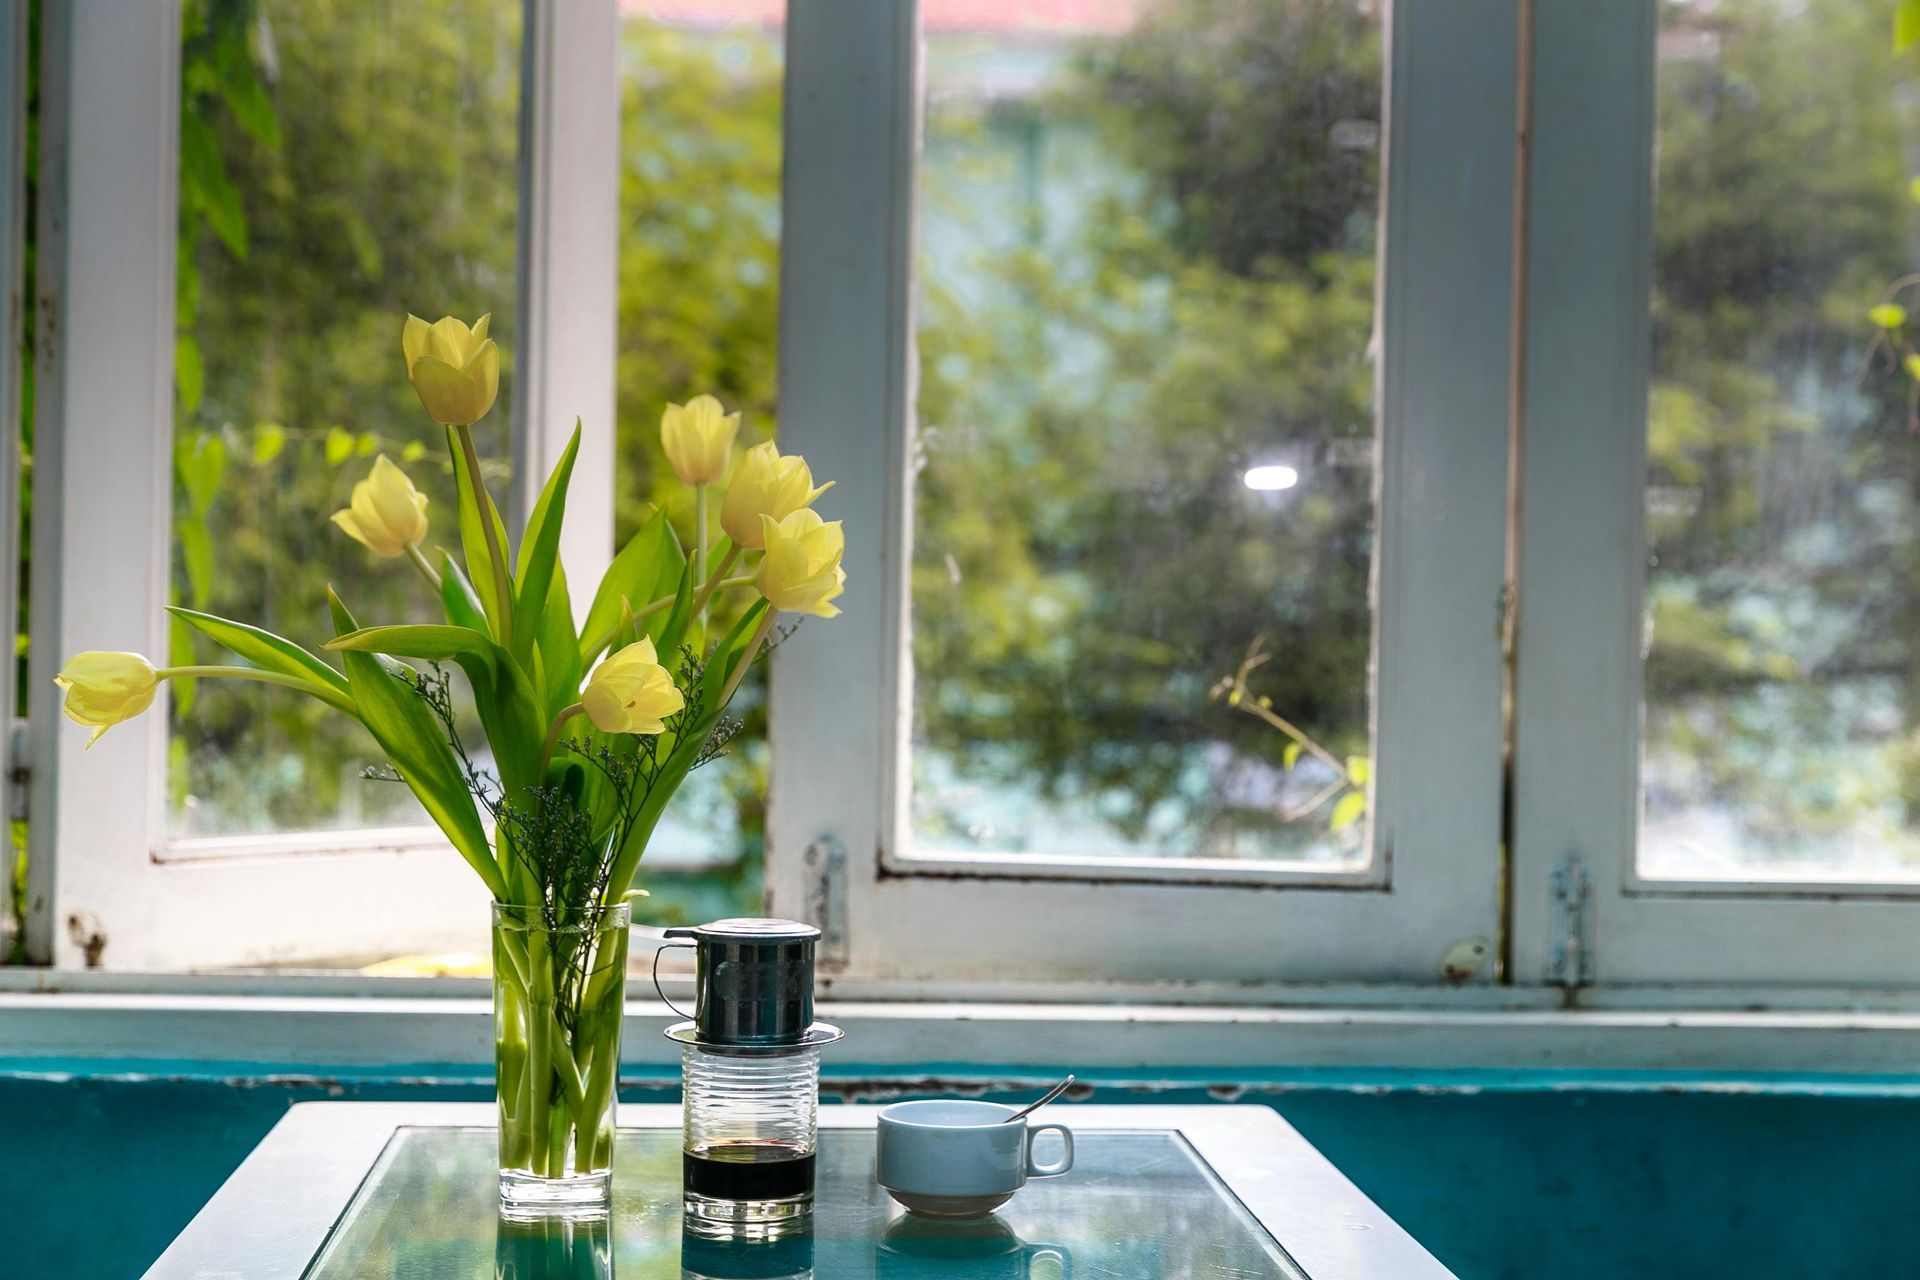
(9, 970, 1920, 1078)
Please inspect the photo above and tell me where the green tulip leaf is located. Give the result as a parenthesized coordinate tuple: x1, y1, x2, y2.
(700, 598, 770, 719)
(510, 422, 580, 666)
(167, 606, 354, 714)
(326, 623, 500, 666)
(326, 588, 504, 900)
(438, 551, 490, 635)
(446, 424, 512, 639)
(580, 507, 684, 668)
(326, 622, 544, 810)
(651, 562, 699, 675)
(537, 567, 584, 726)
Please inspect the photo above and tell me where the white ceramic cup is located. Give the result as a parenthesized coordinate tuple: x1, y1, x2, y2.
(875, 1099, 1075, 1218)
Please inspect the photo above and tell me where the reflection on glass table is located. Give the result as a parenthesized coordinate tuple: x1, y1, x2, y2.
(304, 1128, 1305, 1279)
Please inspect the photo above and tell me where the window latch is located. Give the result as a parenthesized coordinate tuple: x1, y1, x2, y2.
(1547, 853, 1592, 990)
(802, 835, 849, 971)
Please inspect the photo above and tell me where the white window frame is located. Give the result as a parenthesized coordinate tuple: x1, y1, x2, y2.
(1510, 0, 1920, 993)
(22, 0, 619, 969)
(765, 0, 1517, 988)
(13, 0, 1920, 1063)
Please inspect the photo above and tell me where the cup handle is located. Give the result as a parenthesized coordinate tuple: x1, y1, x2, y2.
(1026, 1123, 1074, 1178)
(650, 940, 698, 1021)
(1027, 1246, 1071, 1279)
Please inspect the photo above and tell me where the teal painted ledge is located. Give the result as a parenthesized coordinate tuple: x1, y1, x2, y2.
(10, 1066, 1920, 1280)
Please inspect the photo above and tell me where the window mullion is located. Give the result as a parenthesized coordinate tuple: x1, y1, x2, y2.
(765, 0, 919, 963)
(513, 0, 620, 601)
(25, 2, 181, 966)
(1509, 0, 1656, 986)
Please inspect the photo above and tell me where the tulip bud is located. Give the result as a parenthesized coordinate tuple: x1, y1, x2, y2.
(331, 455, 430, 558)
(660, 394, 740, 487)
(401, 312, 500, 425)
(720, 441, 833, 549)
(755, 509, 847, 619)
(56, 651, 159, 747)
(580, 638, 686, 735)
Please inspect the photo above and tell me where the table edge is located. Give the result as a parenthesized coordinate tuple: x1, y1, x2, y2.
(142, 1102, 1456, 1280)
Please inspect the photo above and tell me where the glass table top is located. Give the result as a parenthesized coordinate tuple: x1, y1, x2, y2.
(303, 1127, 1307, 1279)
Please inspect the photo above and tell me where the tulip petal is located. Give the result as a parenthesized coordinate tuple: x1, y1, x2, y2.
(425, 315, 476, 367)
(462, 340, 500, 423)
(330, 508, 378, 553)
(581, 680, 627, 733)
(472, 313, 491, 344)
(55, 651, 159, 745)
(402, 313, 431, 371)
(366, 456, 429, 546)
(409, 354, 480, 425)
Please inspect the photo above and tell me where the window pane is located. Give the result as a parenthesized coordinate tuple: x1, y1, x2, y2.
(169, 0, 520, 839)
(615, 3, 784, 921)
(910, 1, 1383, 864)
(1643, 1, 1920, 878)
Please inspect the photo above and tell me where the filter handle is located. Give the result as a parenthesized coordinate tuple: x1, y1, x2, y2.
(650, 940, 698, 1020)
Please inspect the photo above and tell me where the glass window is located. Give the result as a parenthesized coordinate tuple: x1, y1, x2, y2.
(910, 0, 1384, 864)
(1642, 0, 1920, 879)
(169, 0, 520, 840)
(615, 2, 784, 921)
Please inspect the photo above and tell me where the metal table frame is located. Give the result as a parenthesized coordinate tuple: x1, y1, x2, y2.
(142, 1102, 1455, 1279)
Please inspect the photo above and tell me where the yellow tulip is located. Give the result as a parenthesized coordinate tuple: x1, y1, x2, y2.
(402, 312, 500, 425)
(55, 651, 159, 747)
(755, 509, 847, 618)
(720, 441, 833, 549)
(580, 638, 685, 735)
(330, 455, 429, 557)
(661, 394, 740, 486)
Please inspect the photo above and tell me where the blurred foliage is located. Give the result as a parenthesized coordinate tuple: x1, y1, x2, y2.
(168, 0, 520, 843)
(1640, 0, 1920, 869)
(165, 2, 766, 925)
(611, 21, 786, 917)
(21, 0, 1920, 964)
(911, 0, 1381, 859)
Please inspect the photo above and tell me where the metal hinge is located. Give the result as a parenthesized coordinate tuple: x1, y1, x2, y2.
(803, 835, 849, 970)
(1547, 853, 1592, 990)
(8, 717, 27, 824)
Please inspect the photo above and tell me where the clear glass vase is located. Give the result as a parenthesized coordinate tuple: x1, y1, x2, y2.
(494, 1208, 613, 1279)
(492, 901, 630, 1216)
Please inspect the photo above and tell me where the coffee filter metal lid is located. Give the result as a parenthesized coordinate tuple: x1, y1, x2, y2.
(654, 915, 832, 1050)
(663, 917, 820, 944)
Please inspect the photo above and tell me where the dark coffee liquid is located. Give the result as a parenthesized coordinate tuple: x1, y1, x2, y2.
(684, 1140, 816, 1202)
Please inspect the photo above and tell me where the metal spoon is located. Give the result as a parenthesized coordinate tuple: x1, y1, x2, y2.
(1001, 1074, 1075, 1123)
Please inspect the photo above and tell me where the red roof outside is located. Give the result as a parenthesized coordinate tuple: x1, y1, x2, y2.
(621, 0, 1144, 36)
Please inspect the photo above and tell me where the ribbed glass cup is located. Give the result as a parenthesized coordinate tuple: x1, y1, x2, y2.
(492, 902, 630, 1217)
(681, 1045, 820, 1234)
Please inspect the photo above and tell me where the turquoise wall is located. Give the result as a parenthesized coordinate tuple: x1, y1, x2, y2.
(9, 1066, 1920, 1280)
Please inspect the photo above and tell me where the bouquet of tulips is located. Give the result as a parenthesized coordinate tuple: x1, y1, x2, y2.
(54, 312, 846, 1197)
